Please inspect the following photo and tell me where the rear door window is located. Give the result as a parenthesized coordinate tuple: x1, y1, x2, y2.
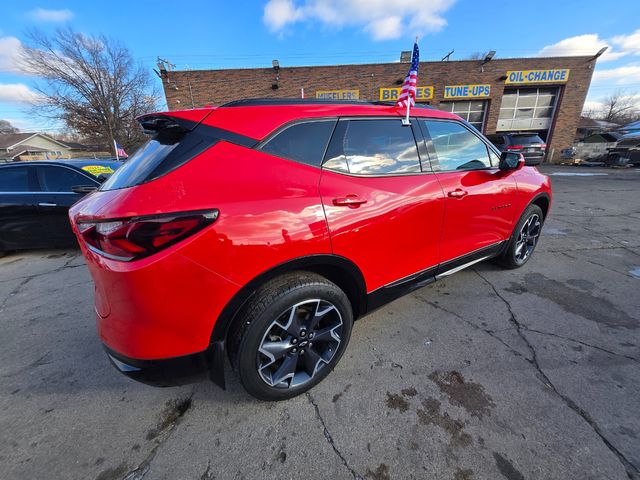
(510, 135, 544, 145)
(37, 166, 95, 192)
(323, 119, 421, 175)
(0, 167, 35, 192)
(423, 120, 492, 171)
(260, 120, 337, 167)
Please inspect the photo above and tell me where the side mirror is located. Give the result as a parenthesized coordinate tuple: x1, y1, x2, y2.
(71, 185, 98, 194)
(499, 151, 525, 171)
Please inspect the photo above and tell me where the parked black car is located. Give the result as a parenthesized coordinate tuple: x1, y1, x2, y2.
(0, 160, 121, 252)
(605, 136, 640, 166)
(486, 133, 546, 166)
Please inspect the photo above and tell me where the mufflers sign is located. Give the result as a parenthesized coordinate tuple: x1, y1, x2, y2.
(505, 69, 570, 84)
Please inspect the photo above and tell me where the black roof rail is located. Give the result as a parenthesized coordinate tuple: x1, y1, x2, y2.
(218, 98, 435, 109)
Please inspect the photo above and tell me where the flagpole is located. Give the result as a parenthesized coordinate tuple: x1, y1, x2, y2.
(113, 139, 119, 161)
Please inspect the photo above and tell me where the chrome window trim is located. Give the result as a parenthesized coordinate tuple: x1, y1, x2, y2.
(321, 116, 434, 178)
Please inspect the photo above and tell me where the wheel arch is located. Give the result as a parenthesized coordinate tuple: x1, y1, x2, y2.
(530, 192, 551, 219)
(209, 254, 367, 346)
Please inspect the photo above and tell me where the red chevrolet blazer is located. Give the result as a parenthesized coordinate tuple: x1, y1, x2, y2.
(70, 99, 551, 400)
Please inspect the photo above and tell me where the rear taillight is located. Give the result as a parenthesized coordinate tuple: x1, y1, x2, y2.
(77, 210, 218, 261)
(540, 144, 547, 150)
(506, 145, 524, 151)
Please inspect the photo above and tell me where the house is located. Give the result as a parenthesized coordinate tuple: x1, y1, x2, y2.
(576, 116, 620, 140)
(0, 132, 74, 162)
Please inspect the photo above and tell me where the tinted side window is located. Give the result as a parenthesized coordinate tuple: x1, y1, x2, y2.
(424, 121, 491, 171)
(323, 119, 421, 175)
(0, 167, 31, 192)
(261, 120, 337, 167)
(38, 166, 94, 192)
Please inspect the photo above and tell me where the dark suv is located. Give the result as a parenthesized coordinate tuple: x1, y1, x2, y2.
(486, 133, 546, 165)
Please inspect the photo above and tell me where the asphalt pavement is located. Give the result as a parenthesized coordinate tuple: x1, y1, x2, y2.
(0, 165, 639, 480)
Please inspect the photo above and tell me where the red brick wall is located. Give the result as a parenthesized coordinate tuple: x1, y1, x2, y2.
(161, 56, 596, 163)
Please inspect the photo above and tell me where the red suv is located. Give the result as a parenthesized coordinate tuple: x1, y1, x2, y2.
(69, 99, 551, 400)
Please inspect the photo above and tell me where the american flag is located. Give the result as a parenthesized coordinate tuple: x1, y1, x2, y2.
(396, 42, 420, 108)
(114, 141, 128, 159)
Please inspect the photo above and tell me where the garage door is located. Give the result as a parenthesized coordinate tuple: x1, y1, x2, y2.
(438, 101, 487, 132)
(497, 87, 558, 131)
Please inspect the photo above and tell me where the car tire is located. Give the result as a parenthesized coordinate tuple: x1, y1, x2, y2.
(229, 271, 353, 401)
(495, 204, 544, 269)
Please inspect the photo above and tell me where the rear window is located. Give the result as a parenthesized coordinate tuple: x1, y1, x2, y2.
(510, 134, 544, 145)
(100, 121, 219, 191)
(260, 120, 336, 167)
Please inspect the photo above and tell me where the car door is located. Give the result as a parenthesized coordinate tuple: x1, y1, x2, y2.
(35, 165, 98, 246)
(0, 165, 45, 250)
(421, 119, 517, 267)
(319, 118, 445, 295)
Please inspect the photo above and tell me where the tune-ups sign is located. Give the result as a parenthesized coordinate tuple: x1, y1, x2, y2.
(443, 84, 491, 99)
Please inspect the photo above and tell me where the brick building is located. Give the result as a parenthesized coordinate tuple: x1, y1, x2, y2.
(161, 54, 600, 162)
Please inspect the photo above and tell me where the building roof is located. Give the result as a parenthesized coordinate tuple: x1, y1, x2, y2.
(0, 132, 71, 151)
(0, 133, 36, 149)
(578, 116, 619, 129)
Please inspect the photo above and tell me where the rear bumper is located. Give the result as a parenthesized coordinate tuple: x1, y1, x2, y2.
(104, 341, 226, 388)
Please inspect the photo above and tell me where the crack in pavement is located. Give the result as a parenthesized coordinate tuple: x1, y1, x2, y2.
(0, 254, 84, 285)
(411, 294, 527, 361)
(560, 252, 635, 280)
(306, 392, 363, 480)
(120, 392, 195, 480)
(474, 269, 640, 480)
(525, 328, 639, 363)
(551, 217, 640, 258)
(0, 255, 84, 310)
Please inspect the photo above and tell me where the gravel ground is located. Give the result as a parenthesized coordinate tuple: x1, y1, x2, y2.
(0, 165, 638, 480)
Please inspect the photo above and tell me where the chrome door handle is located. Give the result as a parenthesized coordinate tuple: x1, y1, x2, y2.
(447, 189, 468, 199)
(38, 202, 57, 207)
(332, 195, 368, 208)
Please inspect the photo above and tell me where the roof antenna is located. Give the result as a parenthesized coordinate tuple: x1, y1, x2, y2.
(441, 49, 454, 61)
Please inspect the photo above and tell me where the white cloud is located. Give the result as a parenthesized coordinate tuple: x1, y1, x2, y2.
(0, 83, 43, 104)
(365, 16, 403, 41)
(593, 64, 640, 85)
(537, 34, 624, 62)
(263, 0, 456, 40)
(28, 8, 74, 22)
(611, 29, 640, 55)
(0, 36, 23, 73)
(263, 0, 304, 32)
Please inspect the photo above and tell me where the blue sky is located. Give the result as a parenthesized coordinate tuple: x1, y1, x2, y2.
(1, 0, 640, 132)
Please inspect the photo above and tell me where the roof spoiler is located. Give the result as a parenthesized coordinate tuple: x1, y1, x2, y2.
(136, 108, 216, 135)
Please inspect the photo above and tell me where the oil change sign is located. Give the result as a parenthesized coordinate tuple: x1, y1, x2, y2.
(443, 84, 491, 99)
(316, 90, 359, 100)
(379, 86, 433, 102)
(505, 69, 570, 84)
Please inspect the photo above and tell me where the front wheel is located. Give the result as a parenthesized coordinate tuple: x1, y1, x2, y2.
(496, 204, 544, 269)
(229, 272, 353, 401)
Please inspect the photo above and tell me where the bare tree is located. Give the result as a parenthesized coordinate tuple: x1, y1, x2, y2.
(467, 51, 489, 61)
(19, 28, 159, 151)
(0, 120, 19, 134)
(596, 90, 639, 125)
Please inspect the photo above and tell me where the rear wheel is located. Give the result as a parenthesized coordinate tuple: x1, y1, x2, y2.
(496, 204, 544, 269)
(229, 272, 353, 401)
